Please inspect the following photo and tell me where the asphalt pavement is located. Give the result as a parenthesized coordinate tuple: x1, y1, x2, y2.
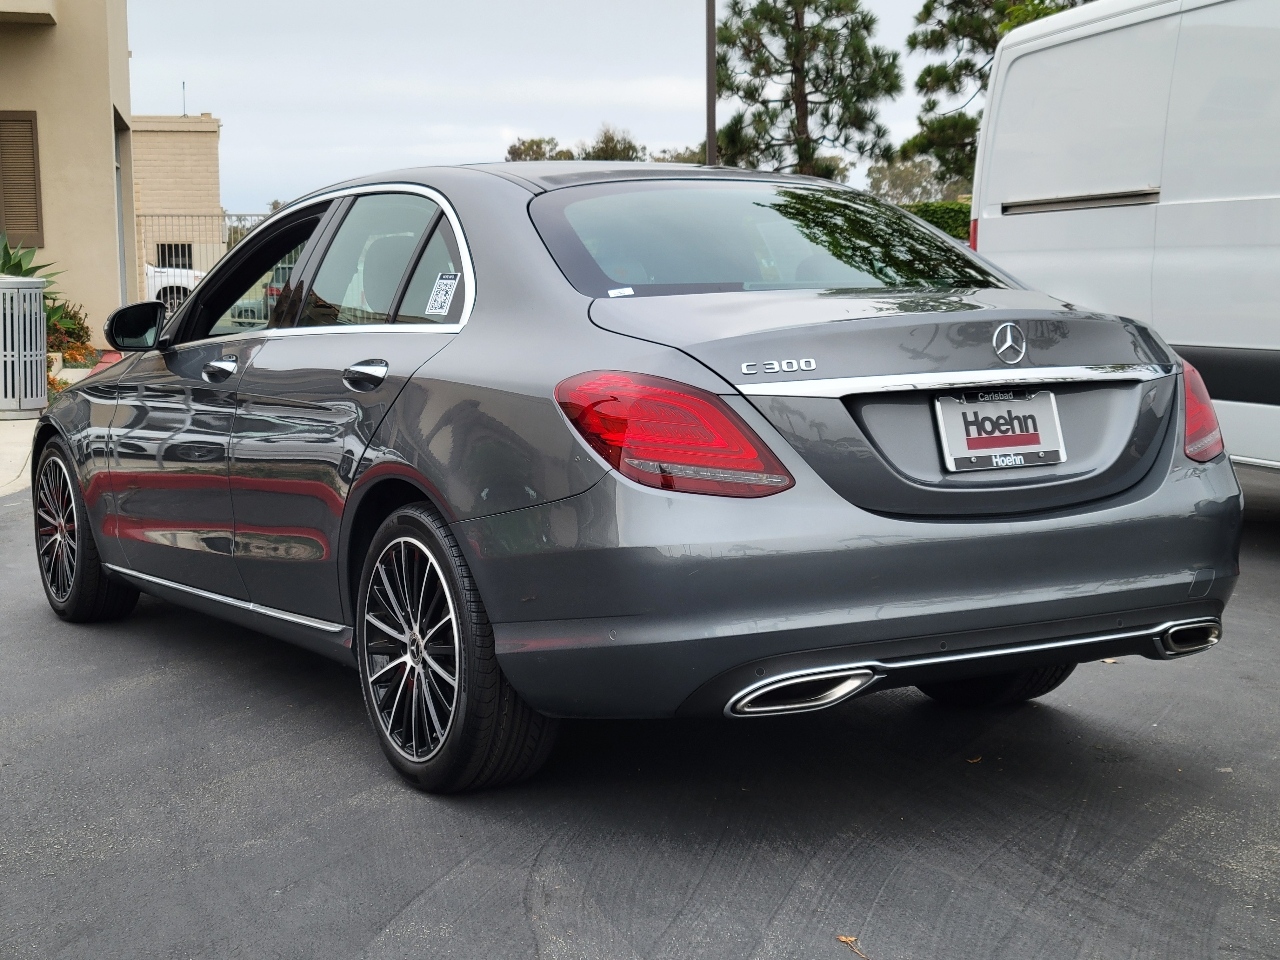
(1, 487, 1277, 960)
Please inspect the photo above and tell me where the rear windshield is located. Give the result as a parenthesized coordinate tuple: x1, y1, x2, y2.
(529, 180, 1005, 298)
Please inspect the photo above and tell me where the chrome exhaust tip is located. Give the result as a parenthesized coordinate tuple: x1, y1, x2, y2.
(726, 667, 877, 717)
(1157, 619, 1222, 658)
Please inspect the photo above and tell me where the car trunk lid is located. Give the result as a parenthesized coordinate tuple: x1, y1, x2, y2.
(590, 288, 1179, 517)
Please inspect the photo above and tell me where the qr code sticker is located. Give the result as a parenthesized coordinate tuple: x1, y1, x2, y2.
(426, 273, 459, 315)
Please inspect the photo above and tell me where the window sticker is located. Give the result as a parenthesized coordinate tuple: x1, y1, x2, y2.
(607, 287, 634, 298)
(425, 273, 460, 315)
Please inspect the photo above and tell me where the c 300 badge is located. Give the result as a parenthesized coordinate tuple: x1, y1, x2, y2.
(740, 359, 817, 375)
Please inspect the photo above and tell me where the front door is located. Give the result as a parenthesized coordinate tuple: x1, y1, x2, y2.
(107, 204, 331, 599)
(229, 191, 462, 622)
(108, 338, 255, 598)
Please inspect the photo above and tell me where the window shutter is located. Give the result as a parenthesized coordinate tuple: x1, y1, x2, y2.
(0, 113, 43, 248)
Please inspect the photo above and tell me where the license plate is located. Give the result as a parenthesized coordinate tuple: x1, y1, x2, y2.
(934, 389, 1066, 472)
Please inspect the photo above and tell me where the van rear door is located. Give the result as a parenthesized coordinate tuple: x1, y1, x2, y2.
(974, 4, 1181, 323)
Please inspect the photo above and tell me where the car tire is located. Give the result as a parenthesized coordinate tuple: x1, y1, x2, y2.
(34, 439, 140, 623)
(355, 502, 559, 793)
(915, 662, 1076, 708)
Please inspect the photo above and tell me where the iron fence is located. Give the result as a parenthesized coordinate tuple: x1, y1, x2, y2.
(135, 213, 269, 312)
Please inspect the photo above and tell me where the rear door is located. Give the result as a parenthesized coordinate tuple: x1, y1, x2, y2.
(229, 190, 467, 623)
(108, 205, 329, 598)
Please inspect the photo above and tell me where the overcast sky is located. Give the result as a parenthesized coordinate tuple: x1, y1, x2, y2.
(127, 1, 935, 211)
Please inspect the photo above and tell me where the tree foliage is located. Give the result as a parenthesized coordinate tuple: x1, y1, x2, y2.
(866, 157, 969, 204)
(902, 200, 971, 240)
(768, 188, 995, 286)
(901, 0, 1089, 182)
(506, 136, 575, 162)
(716, 0, 902, 177)
(507, 126, 647, 163)
(575, 125, 647, 161)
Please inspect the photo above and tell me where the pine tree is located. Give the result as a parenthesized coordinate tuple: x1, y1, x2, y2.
(717, 0, 902, 178)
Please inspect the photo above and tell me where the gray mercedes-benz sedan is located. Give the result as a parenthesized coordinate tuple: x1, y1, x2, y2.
(31, 163, 1241, 791)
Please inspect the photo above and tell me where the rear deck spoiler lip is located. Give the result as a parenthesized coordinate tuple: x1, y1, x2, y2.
(735, 363, 1177, 398)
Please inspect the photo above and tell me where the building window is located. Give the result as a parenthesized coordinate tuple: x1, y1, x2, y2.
(0, 112, 43, 248)
(156, 242, 193, 270)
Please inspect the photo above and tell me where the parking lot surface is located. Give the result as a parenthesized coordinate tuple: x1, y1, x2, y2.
(1, 488, 1277, 960)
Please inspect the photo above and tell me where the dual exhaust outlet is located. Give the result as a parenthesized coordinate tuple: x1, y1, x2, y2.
(725, 617, 1222, 718)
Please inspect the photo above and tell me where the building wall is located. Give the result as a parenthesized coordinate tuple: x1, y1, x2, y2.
(131, 113, 222, 299)
(131, 114, 221, 217)
(0, 0, 134, 345)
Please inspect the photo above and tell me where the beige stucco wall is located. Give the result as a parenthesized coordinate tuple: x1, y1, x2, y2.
(0, 0, 134, 346)
(132, 114, 221, 217)
(131, 113, 222, 295)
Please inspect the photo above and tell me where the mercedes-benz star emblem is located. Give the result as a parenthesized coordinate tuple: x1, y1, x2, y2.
(992, 322, 1027, 365)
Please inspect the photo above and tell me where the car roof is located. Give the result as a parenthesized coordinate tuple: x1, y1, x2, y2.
(463, 161, 829, 193)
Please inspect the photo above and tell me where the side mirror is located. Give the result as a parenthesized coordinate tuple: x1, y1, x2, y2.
(104, 301, 166, 351)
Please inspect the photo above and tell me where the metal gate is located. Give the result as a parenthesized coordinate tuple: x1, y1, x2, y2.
(0, 277, 46, 418)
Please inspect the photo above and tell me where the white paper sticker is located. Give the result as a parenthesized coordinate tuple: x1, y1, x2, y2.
(425, 273, 460, 315)
(607, 287, 634, 298)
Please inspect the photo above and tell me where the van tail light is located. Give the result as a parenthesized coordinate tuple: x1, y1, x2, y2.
(969, 219, 978, 250)
(1182, 360, 1224, 462)
(555, 371, 794, 497)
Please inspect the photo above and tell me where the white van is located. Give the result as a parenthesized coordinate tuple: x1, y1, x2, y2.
(971, 0, 1280, 512)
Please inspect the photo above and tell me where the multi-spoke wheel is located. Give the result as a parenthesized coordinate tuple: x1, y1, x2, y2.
(33, 439, 139, 622)
(36, 453, 78, 603)
(363, 537, 460, 762)
(355, 503, 559, 792)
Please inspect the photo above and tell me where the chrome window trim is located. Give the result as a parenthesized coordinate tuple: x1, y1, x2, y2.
(735, 363, 1176, 398)
(179, 181, 477, 338)
(104, 563, 347, 634)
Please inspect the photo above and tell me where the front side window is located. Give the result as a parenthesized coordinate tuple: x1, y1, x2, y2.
(296, 194, 439, 327)
(394, 218, 467, 325)
(204, 241, 307, 338)
(530, 180, 1006, 298)
(185, 205, 328, 341)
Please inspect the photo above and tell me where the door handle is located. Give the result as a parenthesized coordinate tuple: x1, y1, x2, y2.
(202, 356, 238, 383)
(342, 359, 389, 392)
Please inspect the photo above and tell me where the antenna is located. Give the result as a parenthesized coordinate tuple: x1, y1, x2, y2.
(182, 81, 187, 117)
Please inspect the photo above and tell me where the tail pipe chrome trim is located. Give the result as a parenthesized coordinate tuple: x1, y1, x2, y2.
(727, 668, 878, 717)
(1156, 618, 1221, 659)
(725, 616, 1222, 717)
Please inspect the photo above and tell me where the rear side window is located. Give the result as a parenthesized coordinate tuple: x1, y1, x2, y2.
(297, 193, 438, 327)
(530, 180, 1004, 298)
(394, 219, 467, 325)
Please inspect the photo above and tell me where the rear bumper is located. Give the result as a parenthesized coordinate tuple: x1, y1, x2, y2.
(454, 441, 1242, 718)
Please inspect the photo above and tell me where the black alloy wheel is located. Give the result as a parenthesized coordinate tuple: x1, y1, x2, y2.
(364, 535, 461, 762)
(36, 452, 78, 603)
(355, 503, 558, 792)
(34, 439, 139, 622)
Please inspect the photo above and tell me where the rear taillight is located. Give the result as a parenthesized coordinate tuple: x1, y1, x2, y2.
(969, 219, 978, 250)
(1182, 361, 1224, 462)
(555, 371, 794, 497)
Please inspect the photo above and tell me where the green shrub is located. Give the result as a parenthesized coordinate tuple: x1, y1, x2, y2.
(902, 200, 971, 241)
(0, 233, 97, 349)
